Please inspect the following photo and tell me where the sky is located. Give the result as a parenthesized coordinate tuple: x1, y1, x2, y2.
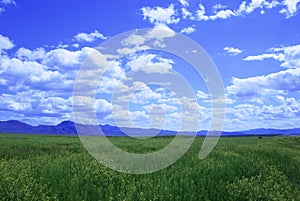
(0, 0, 300, 131)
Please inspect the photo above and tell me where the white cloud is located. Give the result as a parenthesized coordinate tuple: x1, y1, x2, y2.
(144, 103, 178, 113)
(141, 4, 180, 24)
(227, 68, 300, 97)
(212, 4, 228, 13)
(127, 53, 173, 74)
(72, 43, 79, 48)
(280, 0, 300, 17)
(139, 0, 298, 27)
(224, 46, 242, 56)
(0, 45, 103, 94)
(223, 95, 300, 130)
(243, 53, 284, 61)
(259, 97, 300, 118)
(236, 0, 265, 14)
(264, 0, 280, 9)
(235, 0, 279, 15)
(0, 95, 32, 111)
(180, 26, 195, 34)
(0, 32, 182, 128)
(196, 4, 209, 21)
(116, 45, 150, 56)
(56, 43, 68, 49)
(243, 44, 300, 68)
(226, 96, 300, 125)
(116, 82, 175, 104)
(74, 30, 107, 43)
(207, 97, 235, 105)
(146, 23, 176, 40)
(192, 0, 296, 22)
(117, 24, 175, 55)
(0, 90, 73, 122)
(196, 4, 235, 21)
(15, 46, 97, 70)
(196, 90, 209, 99)
(0, 34, 14, 51)
(76, 52, 125, 94)
(0, 57, 74, 91)
(94, 60, 126, 94)
(43, 47, 95, 69)
(16, 47, 46, 61)
(94, 98, 112, 113)
(121, 34, 146, 47)
(72, 96, 112, 114)
(178, 0, 189, 7)
(210, 9, 236, 20)
(181, 8, 194, 19)
(270, 44, 300, 68)
(233, 0, 298, 18)
(109, 84, 183, 129)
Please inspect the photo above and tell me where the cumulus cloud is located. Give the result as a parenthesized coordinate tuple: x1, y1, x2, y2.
(181, 7, 194, 19)
(225, 96, 300, 128)
(244, 44, 300, 68)
(224, 47, 242, 56)
(74, 30, 107, 43)
(121, 34, 146, 47)
(108, 84, 186, 130)
(212, 4, 228, 12)
(178, 0, 189, 7)
(0, 34, 14, 51)
(72, 43, 79, 48)
(139, 0, 299, 27)
(126, 53, 174, 74)
(191, 0, 297, 22)
(180, 26, 195, 34)
(141, 4, 180, 24)
(196, 4, 236, 21)
(227, 68, 300, 97)
(72, 96, 112, 113)
(16, 47, 46, 61)
(196, 90, 209, 99)
(196, 4, 209, 21)
(259, 97, 300, 118)
(0, 90, 73, 123)
(280, 0, 300, 17)
(43, 47, 95, 69)
(0, 26, 188, 130)
(146, 23, 176, 40)
(0, 41, 105, 99)
(236, 0, 264, 15)
(117, 24, 176, 55)
(15, 46, 97, 70)
(0, 57, 74, 91)
(210, 9, 236, 20)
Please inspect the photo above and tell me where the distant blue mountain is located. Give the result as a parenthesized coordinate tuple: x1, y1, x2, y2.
(0, 120, 299, 137)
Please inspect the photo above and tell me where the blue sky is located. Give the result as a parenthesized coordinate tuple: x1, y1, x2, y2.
(0, 0, 300, 131)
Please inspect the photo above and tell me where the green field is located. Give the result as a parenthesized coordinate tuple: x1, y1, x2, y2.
(0, 134, 299, 201)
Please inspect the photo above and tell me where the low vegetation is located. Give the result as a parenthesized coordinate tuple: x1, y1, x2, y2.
(0, 134, 299, 200)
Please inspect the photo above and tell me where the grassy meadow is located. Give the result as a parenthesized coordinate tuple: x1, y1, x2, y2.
(0, 134, 299, 201)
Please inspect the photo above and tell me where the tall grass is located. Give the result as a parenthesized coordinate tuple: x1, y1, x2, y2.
(0, 134, 299, 200)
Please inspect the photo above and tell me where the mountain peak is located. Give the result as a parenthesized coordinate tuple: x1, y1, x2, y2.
(0, 120, 299, 136)
(1, 120, 30, 126)
(56, 120, 75, 126)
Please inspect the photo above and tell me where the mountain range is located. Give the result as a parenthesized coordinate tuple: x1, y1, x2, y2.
(0, 120, 299, 137)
